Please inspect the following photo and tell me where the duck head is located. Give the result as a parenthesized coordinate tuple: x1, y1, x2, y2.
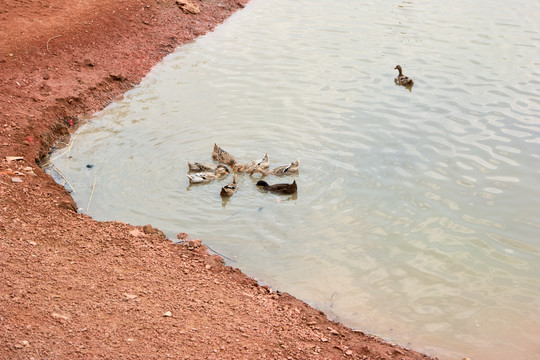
(216, 165, 230, 175)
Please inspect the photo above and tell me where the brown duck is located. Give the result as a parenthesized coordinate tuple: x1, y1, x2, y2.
(234, 153, 269, 173)
(220, 174, 238, 197)
(256, 180, 297, 195)
(394, 65, 414, 86)
(212, 143, 236, 166)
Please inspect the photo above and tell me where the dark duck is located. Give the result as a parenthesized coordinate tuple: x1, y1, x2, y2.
(256, 180, 297, 195)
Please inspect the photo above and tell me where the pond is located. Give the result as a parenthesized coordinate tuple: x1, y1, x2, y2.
(48, 0, 540, 358)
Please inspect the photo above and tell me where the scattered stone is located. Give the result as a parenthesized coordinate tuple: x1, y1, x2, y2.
(6, 156, 23, 162)
(83, 58, 95, 67)
(23, 166, 36, 176)
(177, 232, 189, 240)
(28, 241, 37, 246)
(328, 327, 340, 336)
(176, 0, 200, 14)
(345, 349, 353, 356)
(124, 293, 137, 301)
(188, 239, 202, 248)
(51, 312, 71, 321)
(86, 164, 94, 168)
(143, 224, 158, 234)
(206, 255, 224, 269)
(163, 311, 172, 317)
(129, 229, 143, 237)
(12, 177, 23, 183)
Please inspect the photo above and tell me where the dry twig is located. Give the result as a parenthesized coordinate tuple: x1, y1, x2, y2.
(86, 172, 97, 214)
(50, 165, 76, 193)
(46, 35, 62, 55)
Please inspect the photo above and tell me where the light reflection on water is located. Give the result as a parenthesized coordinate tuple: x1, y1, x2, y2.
(49, 0, 540, 359)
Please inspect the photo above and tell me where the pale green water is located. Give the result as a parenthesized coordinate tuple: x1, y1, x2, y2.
(48, 0, 540, 358)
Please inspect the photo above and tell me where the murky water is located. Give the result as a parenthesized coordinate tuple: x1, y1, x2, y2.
(48, 0, 540, 358)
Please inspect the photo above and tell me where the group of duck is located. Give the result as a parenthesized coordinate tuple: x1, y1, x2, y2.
(187, 144, 299, 198)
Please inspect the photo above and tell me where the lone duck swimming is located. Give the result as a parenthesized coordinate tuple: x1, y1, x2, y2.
(394, 65, 414, 86)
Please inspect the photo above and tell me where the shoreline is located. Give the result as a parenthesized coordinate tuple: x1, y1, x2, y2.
(0, 0, 436, 358)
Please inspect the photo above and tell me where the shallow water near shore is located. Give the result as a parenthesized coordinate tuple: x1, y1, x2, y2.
(49, 0, 540, 358)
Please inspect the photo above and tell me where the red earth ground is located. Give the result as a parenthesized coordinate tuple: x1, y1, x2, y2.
(0, 0, 437, 358)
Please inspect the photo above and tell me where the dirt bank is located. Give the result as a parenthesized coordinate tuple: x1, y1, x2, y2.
(0, 0, 436, 358)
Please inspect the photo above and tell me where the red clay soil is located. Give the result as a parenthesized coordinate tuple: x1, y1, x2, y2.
(0, 1, 437, 359)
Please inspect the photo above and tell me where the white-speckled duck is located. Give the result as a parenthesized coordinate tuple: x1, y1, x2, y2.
(250, 160, 299, 176)
(187, 165, 230, 184)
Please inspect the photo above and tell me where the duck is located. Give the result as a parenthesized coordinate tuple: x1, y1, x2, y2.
(187, 162, 217, 172)
(212, 143, 236, 166)
(256, 180, 297, 195)
(220, 174, 238, 197)
(187, 165, 230, 184)
(234, 153, 269, 173)
(250, 160, 299, 176)
(394, 65, 414, 86)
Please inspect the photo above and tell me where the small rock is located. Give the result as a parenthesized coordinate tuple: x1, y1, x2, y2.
(176, 0, 200, 14)
(11, 177, 23, 183)
(177, 232, 189, 241)
(345, 350, 353, 356)
(188, 239, 202, 248)
(28, 241, 37, 246)
(206, 255, 224, 269)
(163, 311, 172, 317)
(6, 156, 23, 162)
(124, 293, 137, 301)
(86, 164, 94, 168)
(83, 58, 95, 67)
(23, 166, 36, 176)
(129, 229, 143, 237)
(143, 224, 157, 234)
(51, 312, 71, 321)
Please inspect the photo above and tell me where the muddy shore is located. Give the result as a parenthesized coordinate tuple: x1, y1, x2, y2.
(0, 0, 436, 358)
